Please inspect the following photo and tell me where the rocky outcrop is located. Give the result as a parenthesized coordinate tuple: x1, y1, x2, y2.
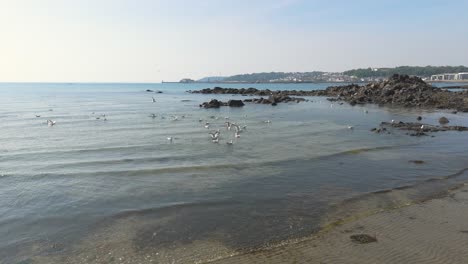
(200, 99, 222, 108)
(190, 75, 468, 111)
(325, 75, 468, 111)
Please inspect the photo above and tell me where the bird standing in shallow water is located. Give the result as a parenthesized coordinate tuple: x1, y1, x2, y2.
(226, 140, 233, 145)
(152, 97, 156, 103)
(47, 120, 56, 126)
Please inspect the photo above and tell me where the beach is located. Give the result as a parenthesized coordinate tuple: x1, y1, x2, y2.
(210, 183, 468, 264)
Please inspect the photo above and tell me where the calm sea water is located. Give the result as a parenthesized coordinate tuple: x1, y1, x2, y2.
(1, 82, 467, 263)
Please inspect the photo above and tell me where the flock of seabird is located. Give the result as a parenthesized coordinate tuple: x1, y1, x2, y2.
(39, 96, 371, 144)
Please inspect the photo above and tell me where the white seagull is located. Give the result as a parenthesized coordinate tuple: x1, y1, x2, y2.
(212, 138, 219, 143)
(235, 132, 240, 138)
(47, 120, 56, 126)
(347, 126, 354, 130)
(167, 137, 173, 143)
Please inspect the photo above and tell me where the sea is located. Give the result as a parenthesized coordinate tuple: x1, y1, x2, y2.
(1, 82, 467, 263)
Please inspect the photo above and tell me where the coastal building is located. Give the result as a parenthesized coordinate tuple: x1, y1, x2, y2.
(430, 73, 468, 81)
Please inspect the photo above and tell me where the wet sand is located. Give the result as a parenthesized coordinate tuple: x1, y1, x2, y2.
(25, 182, 468, 264)
(211, 183, 468, 264)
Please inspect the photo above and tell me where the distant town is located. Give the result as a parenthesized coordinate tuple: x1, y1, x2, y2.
(178, 66, 468, 83)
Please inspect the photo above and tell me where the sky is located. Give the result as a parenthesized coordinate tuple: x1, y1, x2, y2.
(0, 0, 467, 82)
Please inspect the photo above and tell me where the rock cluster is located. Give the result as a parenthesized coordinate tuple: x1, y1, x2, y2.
(325, 74, 468, 111)
(190, 75, 468, 111)
(200, 95, 306, 108)
(190, 86, 322, 97)
(200, 99, 245, 108)
(378, 121, 468, 137)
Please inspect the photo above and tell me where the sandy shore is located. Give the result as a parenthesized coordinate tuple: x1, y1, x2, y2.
(210, 183, 468, 264)
(21, 177, 468, 264)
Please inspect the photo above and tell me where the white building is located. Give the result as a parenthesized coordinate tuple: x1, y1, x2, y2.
(431, 72, 468, 81)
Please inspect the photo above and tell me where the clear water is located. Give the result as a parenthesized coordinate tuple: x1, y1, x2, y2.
(1, 82, 467, 262)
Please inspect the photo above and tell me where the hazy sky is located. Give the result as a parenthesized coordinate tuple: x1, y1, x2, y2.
(1, 0, 467, 82)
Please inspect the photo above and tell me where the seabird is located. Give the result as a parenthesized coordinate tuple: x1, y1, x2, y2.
(235, 132, 240, 138)
(35, 115, 41, 118)
(167, 137, 173, 143)
(391, 119, 395, 124)
(204, 124, 210, 129)
(364, 110, 369, 114)
(264, 120, 271, 124)
(152, 97, 156, 103)
(47, 120, 56, 126)
(347, 126, 354, 130)
(209, 130, 220, 139)
(226, 140, 233, 145)
(149, 113, 157, 118)
(420, 125, 425, 130)
(212, 138, 219, 143)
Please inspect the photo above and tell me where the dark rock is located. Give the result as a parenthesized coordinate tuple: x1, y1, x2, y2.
(201, 99, 222, 108)
(227, 100, 245, 107)
(438, 116, 449, 124)
(350, 234, 377, 244)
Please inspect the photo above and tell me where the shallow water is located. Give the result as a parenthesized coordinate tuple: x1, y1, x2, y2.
(0, 82, 467, 263)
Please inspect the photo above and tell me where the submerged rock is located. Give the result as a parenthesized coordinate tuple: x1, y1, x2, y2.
(438, 116, 449, 125)
(350, 234, 377, 244)
(379, 121, 468, 136)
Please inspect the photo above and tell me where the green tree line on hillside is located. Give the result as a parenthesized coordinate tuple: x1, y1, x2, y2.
(344, 66, 468, 78)
(222, 72, 324, 82)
